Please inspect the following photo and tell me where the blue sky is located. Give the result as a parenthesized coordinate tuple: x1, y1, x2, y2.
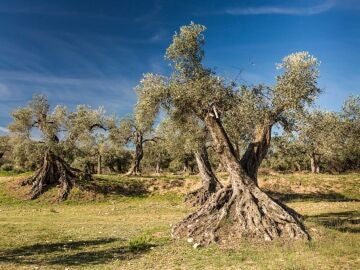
(0, 0, 359, 134)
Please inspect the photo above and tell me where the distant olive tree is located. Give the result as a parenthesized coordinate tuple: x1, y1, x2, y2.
(297, 96, 360, 173)
(8, 95, 106, 200)
(109, 117, 158, 175)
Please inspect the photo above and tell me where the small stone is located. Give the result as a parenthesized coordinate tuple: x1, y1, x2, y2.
(187, 237, 194, 243)
(193, 243, 201, 249)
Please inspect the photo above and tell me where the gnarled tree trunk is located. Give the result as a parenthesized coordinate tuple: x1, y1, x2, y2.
(172, 114, 309, 246)
(310, 153, 320, 173)
(240, 123, 272, 185)
(185, 144, 223, 206)
(21, 149, 89, 200)
(155, 161, 161, 174)
(126, 132, 143, 176)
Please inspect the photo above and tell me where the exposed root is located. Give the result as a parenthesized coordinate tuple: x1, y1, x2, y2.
(184, 187, 214, 206)
(21, 150, 90, 200)
(172, 184, 310, 246)
(184, 181, 222, 207)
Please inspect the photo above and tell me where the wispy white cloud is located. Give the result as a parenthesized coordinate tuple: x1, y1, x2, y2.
(225, 0, 336, 16)
(0, 70, 136, 108)
(0, 126, 9, 134)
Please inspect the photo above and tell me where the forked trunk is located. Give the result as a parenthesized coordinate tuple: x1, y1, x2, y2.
(126, 134, 144, 176)
(185, 144, 223, 206)
(172, 114, 309, 246)
(240, 124, 272, 184)
(310, 153, 320, 173)
(20, 149, 89, 200)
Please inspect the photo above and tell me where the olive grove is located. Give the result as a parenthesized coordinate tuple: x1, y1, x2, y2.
(0, 22, 359, 246)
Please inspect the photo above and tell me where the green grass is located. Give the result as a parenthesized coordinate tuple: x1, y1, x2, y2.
(0, 172, 359, 269)
(0, 171, 33, 177)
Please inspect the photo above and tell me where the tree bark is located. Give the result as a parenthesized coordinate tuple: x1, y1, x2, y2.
(310, 153, 320, 173)
(240, 124, 272, 185)
(185, 144, 223, 206)
(172, 114, 309, 245)
(97, 154, 102, 174)
(20, 149, 89, 200)
(294, 162, 301, 172)
(216, 160, 225, 172)
(155, 161, 161, 174)
(234, 142, 240, 160)
(126, 132, 143, 175)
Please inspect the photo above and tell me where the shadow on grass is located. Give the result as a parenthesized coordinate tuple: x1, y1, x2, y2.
(80, 177, 150, 197)
(267, 191, 359, 203)
(0, 237, 156, 266)
(79, 175, 185, 197)
(306, 211, 360, 233)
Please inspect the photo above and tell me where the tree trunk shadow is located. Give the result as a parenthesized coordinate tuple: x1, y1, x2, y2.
(305, 210, 360, 233)
(0, 237, 156, 266)
(266, 191, 359, 203)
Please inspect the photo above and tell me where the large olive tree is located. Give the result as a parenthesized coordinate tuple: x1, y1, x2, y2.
(135, 23, 315, 245)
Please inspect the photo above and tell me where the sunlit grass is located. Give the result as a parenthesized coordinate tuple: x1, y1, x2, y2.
(0, 172, 359, 269)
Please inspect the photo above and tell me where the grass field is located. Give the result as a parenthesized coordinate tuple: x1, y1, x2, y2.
(0, 172, 359, 269)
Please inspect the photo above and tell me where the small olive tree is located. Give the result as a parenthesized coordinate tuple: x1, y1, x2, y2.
(9, 95, 106, 200)
(109, 117, 159, 175)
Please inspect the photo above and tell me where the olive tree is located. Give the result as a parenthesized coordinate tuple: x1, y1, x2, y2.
(339, 95, 360, 170)
(9, 95, 106, 200)
(263, 134, 308, 172)
(136, 23, 313, 245)
(298, 111, 340, 173)
(109, 116, 158, 175)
